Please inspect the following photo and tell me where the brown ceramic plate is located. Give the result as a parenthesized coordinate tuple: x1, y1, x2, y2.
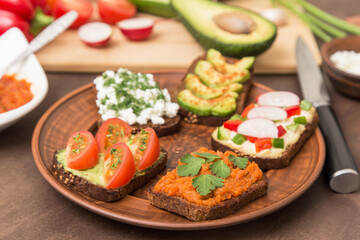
(32, 72, 325, 230)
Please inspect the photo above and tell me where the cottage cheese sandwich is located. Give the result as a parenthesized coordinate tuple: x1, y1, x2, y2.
(94, 68, 181, 137)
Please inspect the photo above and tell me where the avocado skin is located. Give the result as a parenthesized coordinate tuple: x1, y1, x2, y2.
(172, 0, 277, 58)
(177, 89, 238, 117)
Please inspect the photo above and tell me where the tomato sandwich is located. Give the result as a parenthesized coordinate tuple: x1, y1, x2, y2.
(52, 118, 167, 202)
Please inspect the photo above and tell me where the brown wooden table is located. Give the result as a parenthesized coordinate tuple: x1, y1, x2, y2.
(0, 0, 359, 239)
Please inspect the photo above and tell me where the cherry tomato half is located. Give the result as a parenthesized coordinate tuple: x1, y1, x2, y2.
(129, 128, 160, 171)
(53, 0, 93, 28)
(104, 142, 136, 189)
(95, 118, 132, 153)
(65, 131, 98, 170)
(98, 0, 136, 24)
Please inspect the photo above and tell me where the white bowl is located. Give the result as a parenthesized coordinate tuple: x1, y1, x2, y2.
(0, 28, 48, 131)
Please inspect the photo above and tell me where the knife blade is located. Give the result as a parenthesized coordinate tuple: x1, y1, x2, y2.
(0, 10, 78, 78)
(296, 37, 359, 193)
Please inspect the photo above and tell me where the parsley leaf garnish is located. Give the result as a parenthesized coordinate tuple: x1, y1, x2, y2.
(192, 174, 224, 196)
(229, 155, 249, 169)
(210, 160, 231, 178)
(177, 154, 205, 177)
(194, 152, 221, 163)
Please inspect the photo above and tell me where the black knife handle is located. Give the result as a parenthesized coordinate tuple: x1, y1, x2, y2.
(317, 106, 360, 193)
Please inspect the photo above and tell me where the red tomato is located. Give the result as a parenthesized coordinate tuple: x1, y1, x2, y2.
(95, 118, 132, 153)
(223, 119, 243, 131)
(0, 0, 35, 21)
(65, 131, 98, 170)
(241, 103, 255, 118)
(254, 138, 272, 152)
(104, 142, 136, 189)
(52, 0, 93, 28)
(98, 0, 136, 24)
(277, 125, 286, 137)
(130, 128, 160, 171)
(0, 10, 32, 41)
(285, 105, 301, 118)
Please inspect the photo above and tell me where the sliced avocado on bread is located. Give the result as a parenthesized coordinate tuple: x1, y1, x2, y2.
(171, 0, 276, 57)
(177, 48, 253, 126)
(185, 73, 243, 99)
(195, 60, 250, 87)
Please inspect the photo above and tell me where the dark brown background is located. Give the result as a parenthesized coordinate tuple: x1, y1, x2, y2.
(1, 0, 359, 239)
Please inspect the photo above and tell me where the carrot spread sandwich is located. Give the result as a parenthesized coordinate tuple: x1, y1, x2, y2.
(177, 49, 254, 126)
(52, 118, 167, 202)
(211, 91, 319, 170)
(148, 148, 267, 221)
(93, 68, 181, 137)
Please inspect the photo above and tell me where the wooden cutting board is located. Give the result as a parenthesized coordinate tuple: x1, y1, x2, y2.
(35, 0, 321, 74)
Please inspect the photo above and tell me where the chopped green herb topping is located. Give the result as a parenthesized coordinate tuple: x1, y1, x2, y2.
(229, 155, 248, 169)
(194, 152, 221, 163)
(192, 174, 224, 196)
(110, 148, 123, 169)
(210, 160, 231, 178)
(177, 154, 205, 177)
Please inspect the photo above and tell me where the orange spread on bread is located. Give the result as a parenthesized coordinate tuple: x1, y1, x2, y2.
(153, 148, 263, 206)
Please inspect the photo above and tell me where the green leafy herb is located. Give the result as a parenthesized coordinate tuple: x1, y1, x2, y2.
(231, 134, 246, 145)
(177, 154, 205, 177)
(192, 174, 224, 196)
(194, 152, 221, 163)
(210, 160, 231, 178)
(229, 155, 248, 169)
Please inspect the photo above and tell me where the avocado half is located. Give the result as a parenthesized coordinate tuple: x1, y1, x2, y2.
(172, 0, 277, 57)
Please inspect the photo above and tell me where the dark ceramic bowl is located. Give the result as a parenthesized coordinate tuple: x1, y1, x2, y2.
(321, 36, 360, 99)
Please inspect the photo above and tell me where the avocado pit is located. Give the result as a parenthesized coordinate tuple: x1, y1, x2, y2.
(213, 12, 256, 34)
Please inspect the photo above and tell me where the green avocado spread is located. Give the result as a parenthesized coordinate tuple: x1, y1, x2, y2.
(56, 149, 106, 187)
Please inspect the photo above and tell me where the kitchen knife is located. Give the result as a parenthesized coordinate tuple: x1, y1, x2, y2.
(296, 37, 359, 193)
(0, 10, 78, 78)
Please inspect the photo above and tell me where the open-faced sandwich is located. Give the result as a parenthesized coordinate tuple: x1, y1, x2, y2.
(94, 68, 181, 137)
(177, 48, 254, 126)
(148, 148, 267, 221)
(211, 91, 319, 170)
(52, 118, 167, 202)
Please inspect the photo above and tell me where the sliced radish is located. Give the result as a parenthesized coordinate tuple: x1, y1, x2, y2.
(257, 91, 300, 107)
(78, 22, 112, 47)
(247, 106, 287, 120)
(237, 118, 278, 139)
(117, 18, 154, 41)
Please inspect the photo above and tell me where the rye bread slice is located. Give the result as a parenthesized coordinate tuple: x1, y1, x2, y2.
(211, 112, 319, 170)
(175, 54, 253, 126)
(93, 84, 181, 137)
(148, 175, 268, 221)
(52, 148, 168, 202)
